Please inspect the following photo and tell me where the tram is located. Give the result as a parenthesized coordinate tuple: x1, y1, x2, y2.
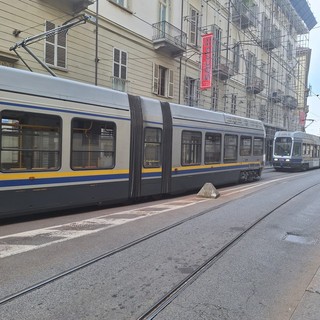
(0, 66, 265, 218)
(272, 131, 320, 171)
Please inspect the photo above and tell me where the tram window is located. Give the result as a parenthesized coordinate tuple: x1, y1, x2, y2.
(71, 119, 115, 170)
(144, 127, 162, 168)
(303, 144, 306, 155)
(240, 136, 252, 156)
(292, 142, 301, 156)
(304, 144, 310, 156)
(205, 133, 221, 164)
(224, 134, 238, 163)
(0, 110, 61, 172)
(253, 137, 264, 156)
(311, 145, 314, 157)
(181, 131, 202, 165)
(274, 137, 292, 156)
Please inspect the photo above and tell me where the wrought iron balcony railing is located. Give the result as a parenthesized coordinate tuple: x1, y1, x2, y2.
(246, 76, 264, 94)
(232, 0, 257, 29)
(213, 56, 235, 80)
(152, 21, 187, 57)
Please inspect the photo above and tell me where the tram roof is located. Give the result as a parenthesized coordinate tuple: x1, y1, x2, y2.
(0, 66, 130, 110)
(169, 103, 265, 132)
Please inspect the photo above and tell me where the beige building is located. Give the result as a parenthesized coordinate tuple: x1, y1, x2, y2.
(0, 0, 316, 161)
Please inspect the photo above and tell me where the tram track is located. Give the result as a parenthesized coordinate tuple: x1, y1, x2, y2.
(0, 182, 318, 317)
(0, 199, 236, 306)
(137, 183, 320, 320)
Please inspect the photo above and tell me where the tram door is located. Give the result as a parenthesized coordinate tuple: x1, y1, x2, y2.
(128, 96, 172, 200)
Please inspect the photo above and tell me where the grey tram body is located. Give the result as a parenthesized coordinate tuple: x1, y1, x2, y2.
(0, 66, 265, 218)
(273, 131, 320, 171)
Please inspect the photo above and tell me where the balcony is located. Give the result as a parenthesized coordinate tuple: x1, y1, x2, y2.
(152, 21, 187, 57)
(111, 77, 130, 93)
(269, 90, 283, 103)
(232, 0, 257, 29)
(283, 95, 298, 109)
(246, 76, 264, 94)
(41, 0, 95, 15)
(213, 56, 235, 81)
(260, 25, 281, 51)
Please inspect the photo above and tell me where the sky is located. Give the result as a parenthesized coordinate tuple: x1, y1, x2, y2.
(305, 0, 320, 135)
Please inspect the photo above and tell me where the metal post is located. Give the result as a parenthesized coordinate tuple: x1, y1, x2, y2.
(95, 0, 99, 86)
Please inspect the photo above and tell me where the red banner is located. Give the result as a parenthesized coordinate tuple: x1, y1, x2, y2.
(299, 110, 306, 126)
(200, 33, 213, 90)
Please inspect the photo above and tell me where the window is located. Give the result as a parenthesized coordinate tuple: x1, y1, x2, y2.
(181, 131, 202, 165)
(153, 63, 173, 98)
(285, 74, 292, 95)
(303, 144, 306, 155)
(224, 134, 238, 163)
(45, 21, 67, 69)
(112, 48, 128, 92)
(246, 100, 252, 118)
(246, 52, 256, 87)
(189, 6, 199, 46)
(253, 137, 264, 156)
(240, 136, 252, 156)
(260, 61, 266, 84)
(159, 0, 169, 21)
(270, 68, 276, 92)
(292, 142, 301, 156)
(274, 137, 292, 156)
(110, 0, 128, 8)
(287, 41, 293, 61)
(71, 119, 116, 169)
(185, 77, 199, 106)
(144, 128, 162, 168)
(232, 42, 240, 73)
(205, 133, 221, 164)
(1, 110, 61, 171)
(231, 94, 237, 114)
(305, 144, 310, 155)
(211, 25, 222, 67)
(212, 86, 218, 110)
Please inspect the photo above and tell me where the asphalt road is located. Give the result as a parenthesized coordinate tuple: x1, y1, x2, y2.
(1, 168, 320, 320)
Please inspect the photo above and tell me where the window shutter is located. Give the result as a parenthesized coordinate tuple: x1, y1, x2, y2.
(44, 21, 67, 69)
(184, 77, 190, 104)
(153, 63, 159, 94)
(195, 79, 200, 104)
(168, 69, 173, 98)
(45, 21, 55, 65)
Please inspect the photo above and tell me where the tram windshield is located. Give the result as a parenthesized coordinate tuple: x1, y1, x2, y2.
(274, 137, 292, 156)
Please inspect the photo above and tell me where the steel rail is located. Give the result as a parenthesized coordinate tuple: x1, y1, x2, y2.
(137, 183, 320, 320)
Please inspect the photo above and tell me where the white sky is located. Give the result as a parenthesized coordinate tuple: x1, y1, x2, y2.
(305, 0, 320, 135)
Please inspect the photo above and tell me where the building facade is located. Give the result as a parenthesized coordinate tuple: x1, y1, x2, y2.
(0, 0, 316, 162)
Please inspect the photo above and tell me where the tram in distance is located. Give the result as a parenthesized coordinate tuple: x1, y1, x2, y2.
(272, 131, 320, 171)
(0, 66, 265, 218)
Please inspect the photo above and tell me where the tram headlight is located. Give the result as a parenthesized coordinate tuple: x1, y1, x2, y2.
(273, 158, 278, 161)
(285, 159, 290, 162)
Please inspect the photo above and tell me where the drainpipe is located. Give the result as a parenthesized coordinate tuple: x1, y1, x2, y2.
(178, 0, 184, 104)
(95, 0, 99, 86)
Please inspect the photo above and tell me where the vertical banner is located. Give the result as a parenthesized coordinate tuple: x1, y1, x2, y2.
(200, 33, 213, 90)
(299, 110, 306, 126)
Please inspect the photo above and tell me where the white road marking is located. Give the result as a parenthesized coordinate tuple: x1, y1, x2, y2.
(0, 198, 208, 258)
(221, 172, 308, 196)
(1, 173, 307, 259)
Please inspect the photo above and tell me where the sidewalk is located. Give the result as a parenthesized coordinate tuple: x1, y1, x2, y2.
(290, 266, 320, 319)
